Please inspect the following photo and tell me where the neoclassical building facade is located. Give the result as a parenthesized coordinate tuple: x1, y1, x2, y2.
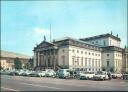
(33, 33, 127, 73)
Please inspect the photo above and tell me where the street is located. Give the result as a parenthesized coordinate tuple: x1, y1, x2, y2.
(1, 75, 128, 91)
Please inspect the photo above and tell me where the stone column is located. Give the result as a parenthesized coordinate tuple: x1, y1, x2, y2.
(53, 49, 56, 70)
(46, 51, 48, 68)
(36, 52, 38, 67)
(33, 51, 37, 67)
(38, 52, 40, 67)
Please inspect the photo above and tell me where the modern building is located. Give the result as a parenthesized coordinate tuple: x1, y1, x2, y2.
(0, 50, 31, 70)
(33, 33, 127, 73)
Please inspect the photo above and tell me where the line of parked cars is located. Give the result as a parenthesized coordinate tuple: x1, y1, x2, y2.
(1, 69, 128, 80)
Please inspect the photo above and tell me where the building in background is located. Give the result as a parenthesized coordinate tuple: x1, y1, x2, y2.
(33, 33, 126, 73)
(0, 50, 31, 70)
(122, 47, 128, 73)
(80, 33, 123, 73)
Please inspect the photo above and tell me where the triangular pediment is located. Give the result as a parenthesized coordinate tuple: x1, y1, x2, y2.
(37, 41, 55, 49)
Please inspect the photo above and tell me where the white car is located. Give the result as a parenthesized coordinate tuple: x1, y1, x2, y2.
(22, 70, 32, 76)
(111, 73, 122, 79)
(38, 71, 46, 77)
(93, 71, 109, 80)
(45, 69, 56, 77)
(84, 72, 95, 79)
(29, 71, 45, 77)
(76, 71, 95, 80)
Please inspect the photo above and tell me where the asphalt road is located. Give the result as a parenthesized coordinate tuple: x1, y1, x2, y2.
(1, 75, 128, 91)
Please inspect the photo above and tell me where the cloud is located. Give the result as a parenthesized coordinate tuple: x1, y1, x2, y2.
(34, 27, 50, 36)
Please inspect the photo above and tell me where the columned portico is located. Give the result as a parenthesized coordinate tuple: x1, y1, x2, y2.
(33, 41, 58, 70)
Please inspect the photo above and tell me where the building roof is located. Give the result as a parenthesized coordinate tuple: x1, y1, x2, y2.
(80, 33, 121, 41)
(53, 36, 102, 51)
(54, 36, 100, 47)
(1, 50, 31, 59)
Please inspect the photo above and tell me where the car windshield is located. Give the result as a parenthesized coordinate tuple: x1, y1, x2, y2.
(96, 72, 105, 75)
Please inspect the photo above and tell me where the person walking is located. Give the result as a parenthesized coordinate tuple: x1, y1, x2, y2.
(108, 72, 111, 80)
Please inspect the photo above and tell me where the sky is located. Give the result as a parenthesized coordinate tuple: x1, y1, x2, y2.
(1, 0, 127, 56)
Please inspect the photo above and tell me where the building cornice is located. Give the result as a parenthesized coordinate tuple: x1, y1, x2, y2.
(80, 33, 121, 41)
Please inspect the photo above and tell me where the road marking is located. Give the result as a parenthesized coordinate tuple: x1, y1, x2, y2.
(1, 86, 19, 91)
(20, 82, 62, 90)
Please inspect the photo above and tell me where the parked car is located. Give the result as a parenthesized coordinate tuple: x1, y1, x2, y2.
(45, 69, 56, 77)
(29, 71, 40, 77)
(111, 73, 122, 79)
(38, 71, 46, 77)
(76, 71, 86, 80)
(122, 73, 128, 80)
(93, 71, 109, 80)
(21, 70, 32, 76)
(17, 70, 25, 76)
(0, 70, 10, 75)
(58, 69, 70, 79)
(29, 70, 46, 77)
(9, 70, 19, 76)
(84, 72, 95, 80)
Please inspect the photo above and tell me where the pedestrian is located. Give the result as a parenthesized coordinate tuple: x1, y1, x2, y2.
(108, 72, 111, 80)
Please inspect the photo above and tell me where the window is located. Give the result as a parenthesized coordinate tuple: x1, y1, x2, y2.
(107, 54, 109, 56)
(85, 58, 87, 66)
(89, 58, 91, 66)
(81, 57, 83, 66)
(92, 42, 94, 44)
(81, 51, 83, 54)
(92, 53, 94, 56)
(77, 50, 79, 53)
(72, 49, 75, 53)
(89, 52, 90, 55)
(77, 57, 79, 65)
(72, 57, 75, 66)
(104, 40, 106, 46)
(92, 59, 94, 66)
(95, 59, 97, 67)
(85, 52, 87, 55)
(99, 60, 100, 67)
(95, 53, 97, 56)
(107, 61, 109, 67)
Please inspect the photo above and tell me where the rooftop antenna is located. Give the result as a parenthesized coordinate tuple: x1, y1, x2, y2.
(50, 23, 51, 42)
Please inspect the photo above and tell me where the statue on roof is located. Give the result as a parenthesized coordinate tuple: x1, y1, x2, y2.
(116, 34, 118, 37)
(111, 31, 113, 35)
(44, 36, 46, 42)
